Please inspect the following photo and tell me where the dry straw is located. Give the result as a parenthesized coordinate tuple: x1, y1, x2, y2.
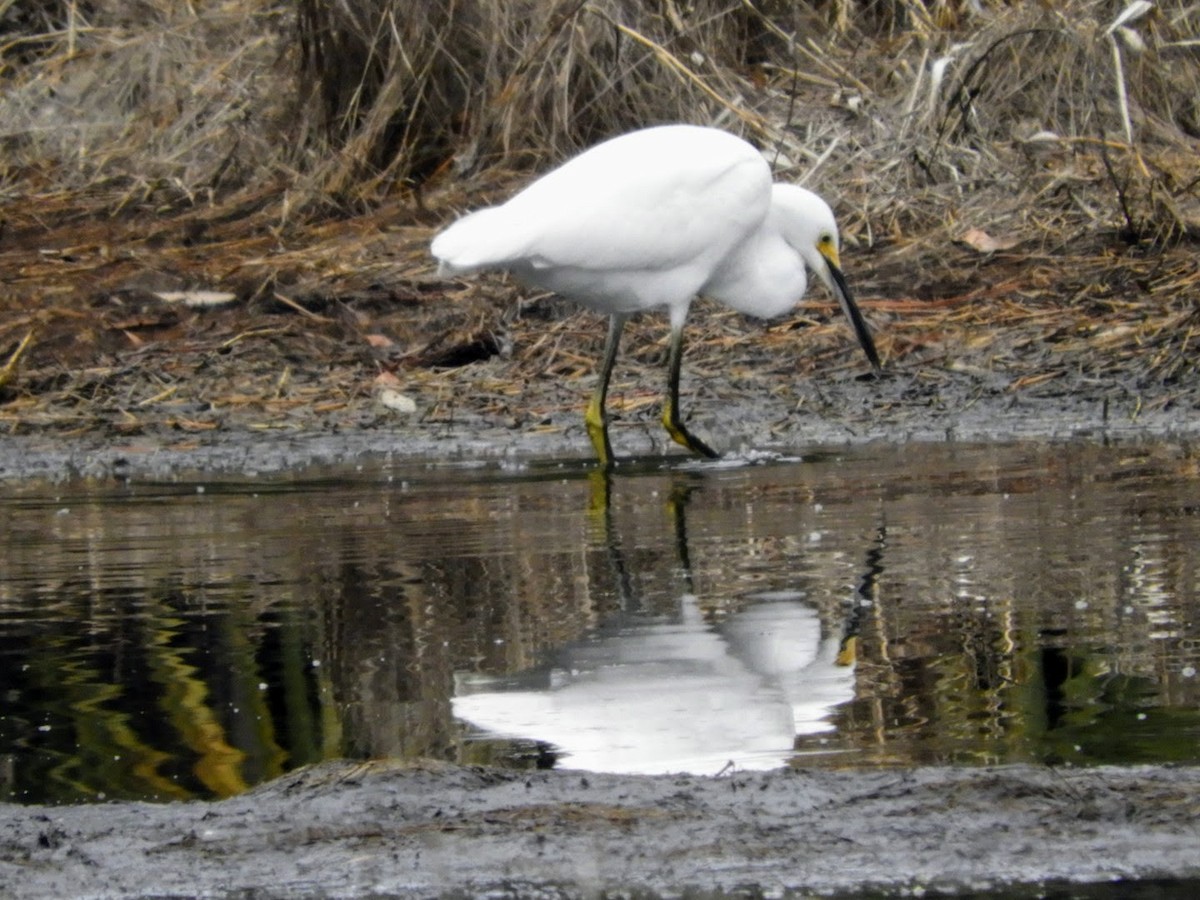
(0, 0, 1197, 437)
(2, 1, 1197, 230)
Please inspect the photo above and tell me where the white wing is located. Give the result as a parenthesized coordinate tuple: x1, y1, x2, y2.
(432, 126, 772, 278)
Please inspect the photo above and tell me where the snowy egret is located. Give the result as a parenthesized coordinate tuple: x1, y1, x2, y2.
(431, 124, 880, 466)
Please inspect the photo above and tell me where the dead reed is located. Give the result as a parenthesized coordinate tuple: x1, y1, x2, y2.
(0, 1, 1197, 440)
(3, 1, 1197, 229)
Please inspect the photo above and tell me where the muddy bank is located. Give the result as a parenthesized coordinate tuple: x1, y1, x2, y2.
(2, 760, 1199, 898)
(1, 369, 1197, 483)
(3, 203, 1198, 485)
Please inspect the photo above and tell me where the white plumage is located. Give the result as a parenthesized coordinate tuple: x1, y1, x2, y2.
(432, 124, 879, 466)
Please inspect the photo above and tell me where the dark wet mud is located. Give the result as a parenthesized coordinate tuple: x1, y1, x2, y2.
(1, 368, 1196, 483)
(4, 760, 1200, 898)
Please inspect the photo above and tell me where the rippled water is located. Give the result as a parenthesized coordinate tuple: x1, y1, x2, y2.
(1, 441, 1198, 803)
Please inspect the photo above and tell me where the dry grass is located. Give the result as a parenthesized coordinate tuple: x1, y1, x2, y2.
(0, 0, 1198, 440)
(4, 1, 1197, 230)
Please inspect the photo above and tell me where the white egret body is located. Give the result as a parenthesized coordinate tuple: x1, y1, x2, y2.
(432, 124, 880, 466)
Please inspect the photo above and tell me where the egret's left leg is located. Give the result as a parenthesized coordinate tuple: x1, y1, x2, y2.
(661, 323, 719, 459)
(585, 314, 627, 468)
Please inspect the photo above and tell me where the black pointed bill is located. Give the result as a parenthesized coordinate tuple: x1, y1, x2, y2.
(822, 251, 880, 373)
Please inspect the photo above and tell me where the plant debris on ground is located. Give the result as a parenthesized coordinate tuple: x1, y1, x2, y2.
(1, 0, 1197, 456)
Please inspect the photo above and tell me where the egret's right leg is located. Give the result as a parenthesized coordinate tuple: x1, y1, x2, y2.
(585, 314, 627, 468)
(661, 323, 719, 460)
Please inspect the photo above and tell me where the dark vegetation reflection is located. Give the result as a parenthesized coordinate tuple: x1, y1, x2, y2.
(0, 442, 1198, 803)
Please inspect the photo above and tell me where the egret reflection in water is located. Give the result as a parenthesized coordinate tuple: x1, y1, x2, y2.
(454, 595, 854, 774)
(452, 470, 869, 774)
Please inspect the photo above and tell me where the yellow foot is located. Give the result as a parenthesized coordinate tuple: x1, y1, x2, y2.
(662, 401, 719, 459)
(585, 396, 614, 469)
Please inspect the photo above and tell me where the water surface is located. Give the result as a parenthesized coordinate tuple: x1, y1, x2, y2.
(1, 441, 1198, 803)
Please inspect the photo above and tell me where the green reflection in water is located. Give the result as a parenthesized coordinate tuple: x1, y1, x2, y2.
(0, 581, 322, 803)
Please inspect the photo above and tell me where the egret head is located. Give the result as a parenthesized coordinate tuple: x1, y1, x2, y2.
(770, 185, 846, 297)
(773, 184, 880, 372)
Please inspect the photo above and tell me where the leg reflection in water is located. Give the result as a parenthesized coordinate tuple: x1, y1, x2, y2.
(453, 466, 877, 775)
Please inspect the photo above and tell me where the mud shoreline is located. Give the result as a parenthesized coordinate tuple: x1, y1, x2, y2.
(3, 759, 1200, 898)
(2, 370, 1197, 483)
